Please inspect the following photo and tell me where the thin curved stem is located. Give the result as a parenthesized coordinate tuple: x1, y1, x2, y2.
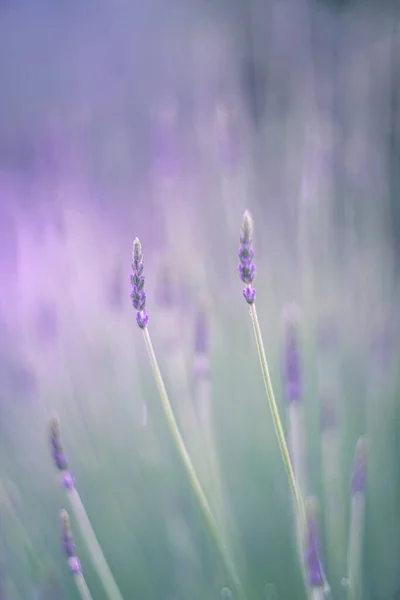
(142, 327, 246, 600)
(67, 488, 124, 600)
(249, 303, 305, 528)
(347, 492, 365, 600)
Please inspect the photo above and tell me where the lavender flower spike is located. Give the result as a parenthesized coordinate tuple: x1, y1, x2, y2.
(60, 510, 93, 600)
(305, 498, 324, 595)
(132, 239, 245, 599)
(49, 415, 125, 600)
(237, 212, 306, 561)
(49, 414, 76, 491)
(238, 210, 256, 305)
(351, 436, 368, 496)
(130, 238, 149, 329)
(348, 436, 368, 600)
(282, 304, 302, 404)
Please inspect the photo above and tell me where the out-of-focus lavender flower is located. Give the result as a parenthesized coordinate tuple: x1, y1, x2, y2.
(320, 399, 339, 433)
(151, 96, 180, 181)
(49, 415, 76, 492)
(282, 305, 302, 403)
(193, 301, 211, 379)
(351, 437, 368, 496)
(305, 499, 324, 589)
(195, 306, 209, 356)
(317, 318, 338, 352)
(215, 105, 239, 173)
(370, 322, 396, 373)
(130, 238, 149, 329)
(238, 210, 256, 305)
(60, 510, 82, 576)
(50, 415, 68, 471)
(155, 255, 174, 308)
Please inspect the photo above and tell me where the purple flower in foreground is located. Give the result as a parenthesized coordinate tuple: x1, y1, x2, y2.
(320, 399, 339, 433)
(49, 415, 76, 491)
(60, 510, 82, 575)
(130, 238, 149, 329)
(238, 210, 256, 305)
(305, 500, 324, 588)
(282, 305, 302, 403)
(351, 436, 368, 495)
(195, 307, 209, 355)
(49, 415, 68, 471)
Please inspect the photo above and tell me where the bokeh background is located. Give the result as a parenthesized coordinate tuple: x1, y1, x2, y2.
(0, 0, 399, 598)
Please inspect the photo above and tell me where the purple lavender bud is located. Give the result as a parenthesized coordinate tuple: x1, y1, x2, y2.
(195, 307, 209, 355)
(49, 415, 68, 471)
(60, 471, 76, 491)
(305, 499, 324, 588)
(320, 399, 339, 432)
(282, 306, 302, 404)
(155, 256, 174, 307)
(317, 317, 338, 352)
(53, 451, 68, 471)
(351, 437, 368, 495)
(130, 238, 149, 329)
(238, 211, 256, 304)
(68, 556, 82, 576)
(60, 510, 81, 575)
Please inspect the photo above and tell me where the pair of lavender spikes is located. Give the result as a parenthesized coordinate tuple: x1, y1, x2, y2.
(60, 509, 93, 600)
(130, 239, 245, 600)
(49, 415, 125, 600)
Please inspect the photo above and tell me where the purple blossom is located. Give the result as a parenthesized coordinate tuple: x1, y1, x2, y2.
(130, 238, 149, 329)
(60, 510, 82, 575)
(238, 211, 256, 305)
(49, 416, 68, 471)
(68, 556, 82, 576)
(60, 471, 76, 491)
(195, 307, 209, 355)
(320, 400, 339, 433)
(282, 310, 302, 404)
(155, 257, 174, 308)
(351, 437, 367, 495)
(49, 415, 76, 491)
(305, 502, 324, 588)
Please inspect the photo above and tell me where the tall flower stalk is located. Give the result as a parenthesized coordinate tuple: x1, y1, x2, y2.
(49, 415, 124, 600)
(238, 211, 305, 529)
(305, 499, 325, 600)
(281, 304, 309, 591)
(130, 238, 245, 600)
(347, 436, 368, 600)
(60, 509, 93, 600)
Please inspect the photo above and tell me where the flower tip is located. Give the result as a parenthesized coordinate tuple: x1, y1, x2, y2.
(60, 509, 71, 534)
(133, 237, 142, 259)
(306, 496, 319, 519)
(241, 210, 253, 242)
(354, 435, 369, 461)
(49, 412, 61, 435)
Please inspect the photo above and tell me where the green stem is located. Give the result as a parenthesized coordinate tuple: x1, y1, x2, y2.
(142, 327, 245, 600)
(67, 488, 124, 600)
(74, 573, 94, 600)
(249, 303, 305, 528)
(347, 493, 365, 600)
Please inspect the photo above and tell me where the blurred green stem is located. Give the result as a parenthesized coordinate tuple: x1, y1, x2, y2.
(249, 303, 305, 529)
(347, 493, 365, 600)
(142, 327, 246, 600)
(67, 489, 124, 600)
(74, 573, 94, 600)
